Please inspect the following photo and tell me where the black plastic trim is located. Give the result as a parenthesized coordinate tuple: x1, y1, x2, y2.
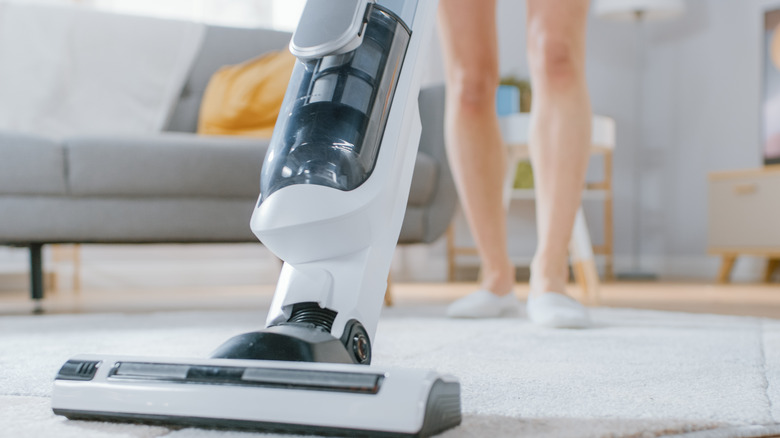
(209, 326, 355, 363)
(106, 361, 383, 394)
(285, 302, 338, 332)
(56, 360, 101, 381)
(418, 378, 462, 437)
(340, 319, 372, 365)
(54, 409, 426, 438)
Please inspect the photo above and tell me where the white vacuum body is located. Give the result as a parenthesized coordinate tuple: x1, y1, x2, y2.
(252, 0, 430, 348)
(52, 1, 460, 436)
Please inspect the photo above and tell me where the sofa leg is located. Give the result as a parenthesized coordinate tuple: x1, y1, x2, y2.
(30, 243, 44, 313)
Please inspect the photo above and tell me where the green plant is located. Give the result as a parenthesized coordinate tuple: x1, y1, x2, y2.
(513, 160, 534, 189)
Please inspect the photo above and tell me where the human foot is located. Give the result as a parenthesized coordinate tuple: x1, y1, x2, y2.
(526, 291, 590, 328)
(446, 289, 519, 318)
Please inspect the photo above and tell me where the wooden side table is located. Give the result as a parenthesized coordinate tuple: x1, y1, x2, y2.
(708, 165, 780, 283)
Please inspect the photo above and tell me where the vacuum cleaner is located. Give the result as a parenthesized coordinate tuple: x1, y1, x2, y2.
(51, 0, 461, 436)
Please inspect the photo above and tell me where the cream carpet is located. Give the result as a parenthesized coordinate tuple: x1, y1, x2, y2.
(2, 303, 780, 438)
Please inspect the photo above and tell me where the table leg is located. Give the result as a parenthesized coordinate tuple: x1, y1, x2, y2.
(763, 258, 780, 283)
(717, 254, 737, 284)
(569, 209, 600, 305)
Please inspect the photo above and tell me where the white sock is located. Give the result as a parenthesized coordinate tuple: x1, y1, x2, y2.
(526, 292, 591, 328)
(446, 289, 519, 318)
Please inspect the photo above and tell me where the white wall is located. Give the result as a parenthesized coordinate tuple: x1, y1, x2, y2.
(639, 0, 767, 279)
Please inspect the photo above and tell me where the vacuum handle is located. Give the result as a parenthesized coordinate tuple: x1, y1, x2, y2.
(291, 0, 374, 59)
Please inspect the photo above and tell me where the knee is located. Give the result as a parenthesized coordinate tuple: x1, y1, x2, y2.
(527, 26, 581, 88)
(447, 68, 499, 113)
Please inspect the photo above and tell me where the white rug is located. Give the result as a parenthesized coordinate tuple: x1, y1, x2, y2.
(2, 303, 780, 438)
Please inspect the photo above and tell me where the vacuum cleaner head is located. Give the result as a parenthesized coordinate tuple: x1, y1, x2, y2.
(52, 354, 461, 437)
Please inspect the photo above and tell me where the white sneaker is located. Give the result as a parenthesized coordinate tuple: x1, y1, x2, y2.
(446, 289, 519, 318)
(526, 292, 591, 328)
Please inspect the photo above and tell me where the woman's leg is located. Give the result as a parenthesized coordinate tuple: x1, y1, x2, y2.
(525, 1, 592, 301)
(438, 0, 515, 303)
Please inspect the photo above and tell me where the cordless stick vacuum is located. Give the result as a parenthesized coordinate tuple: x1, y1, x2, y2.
(51, 1, 461, 436)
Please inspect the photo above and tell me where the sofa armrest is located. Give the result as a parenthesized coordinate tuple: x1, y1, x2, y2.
(410, 85, 457, 244)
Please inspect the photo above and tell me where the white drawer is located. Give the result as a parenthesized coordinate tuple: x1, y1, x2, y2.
(708, 170, 780, 249)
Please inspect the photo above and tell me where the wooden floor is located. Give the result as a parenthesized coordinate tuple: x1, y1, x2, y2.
(1, 280, 779, 318)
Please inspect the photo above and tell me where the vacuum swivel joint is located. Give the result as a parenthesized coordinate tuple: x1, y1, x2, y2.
(211, 303, 372, 365)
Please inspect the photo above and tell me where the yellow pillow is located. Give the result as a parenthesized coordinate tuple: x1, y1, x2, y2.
(197, 50, 296, 138)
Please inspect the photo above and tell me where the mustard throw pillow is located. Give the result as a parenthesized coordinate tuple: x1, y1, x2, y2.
(197, 50, 296, 138)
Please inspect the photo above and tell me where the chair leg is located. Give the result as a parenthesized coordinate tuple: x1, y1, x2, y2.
(73, 244, 82, 293)
(30, 243, 44, 313)
(446, 224, 456, 282)
(569, 208, 600, 305)
(763, 258, 780, 283)
(717, 254, 737, 284)
(384, 272, 393, 307)
(573, 258, 600, 305)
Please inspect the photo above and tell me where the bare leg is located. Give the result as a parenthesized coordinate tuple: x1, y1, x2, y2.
(526, 0, 592, 297)
(438, 0, 515, 298)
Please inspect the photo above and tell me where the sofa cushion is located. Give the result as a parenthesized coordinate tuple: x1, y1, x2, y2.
(197, 50, 295, 138)
(166, 26, 292, 134)
(0, 196, 257, 243)
(66, 133, 269, 198)
(0, 132, 67, 195)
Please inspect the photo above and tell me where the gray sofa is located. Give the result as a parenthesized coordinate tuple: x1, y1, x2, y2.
(0, 26, 456, 302)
